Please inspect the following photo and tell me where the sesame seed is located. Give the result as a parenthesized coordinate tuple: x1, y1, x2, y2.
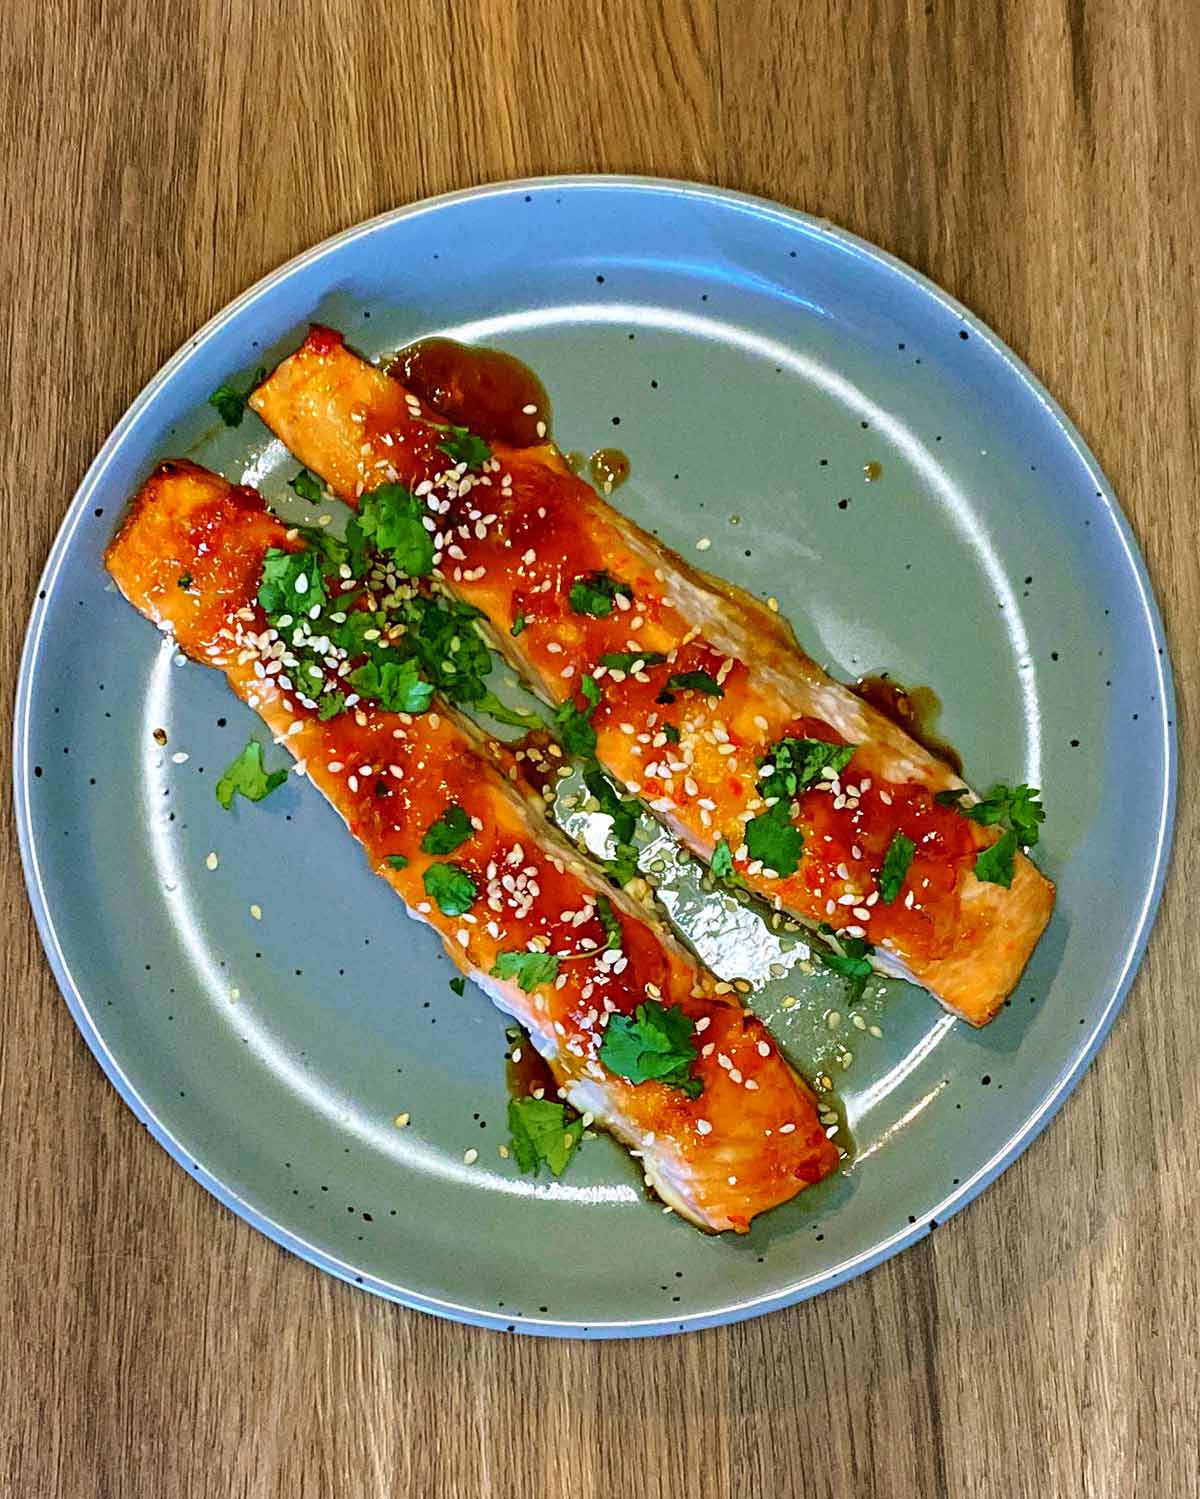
(250, 904, 262, 921)
(171, 751, 189, 764)
(695, 537, 712, 551)
(757, 1040, 770, 1057)
(393, 1113, 410, 1128)
(205, 851, 218, 871)
(779, 1122, 796, 1135)
(696, 1119, 712, 1135)
(463, 1148, 478, 1165)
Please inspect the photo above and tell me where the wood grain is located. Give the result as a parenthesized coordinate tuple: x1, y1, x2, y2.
(2, 1, 1196, 1494)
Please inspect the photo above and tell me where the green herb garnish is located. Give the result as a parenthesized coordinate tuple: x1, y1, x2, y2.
(356, 483, 434, 578)
(568, 570, 631, 618)
(288, 468, 323, 504)
(744, 804, 804, 877)
(207, 366, 266, 427)
(177, 573, 192, 591)
(348, 657, 435, 715)
(600, 1001, 703, 1098)
(664, 670, 723, 698)
(215, 739, 288, 810)
(662, 723, 680, 745)
(492, 949, 561, 992)
(878, 831, 916, 904)
(385, 854, 409, 870)
(758, 737, 854, 803)
(511, 614, 527, 637)
(422, 863, 477, 916)
(974, 828, 1019, 888)
(421, 804, 473, 855)
(316, 691, 347, 722)
(595, 895, 623, 951)
(448, 976, 466, 996)
(437, 425, 491, 471)
(507, 1096, 584, 1177)
(816, 927, 875, 1003)
(710, 837, 735, 880)
(553, 674, 602, 757)
(257, 547, 326, 619)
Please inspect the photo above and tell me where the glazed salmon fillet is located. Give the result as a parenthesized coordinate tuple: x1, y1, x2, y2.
(251, 328, 1056, 1026)
(105, 459, 838, 1233)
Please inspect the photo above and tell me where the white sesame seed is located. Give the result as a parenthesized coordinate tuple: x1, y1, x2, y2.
(250, 904, 262, 921)
(205, 851, 218, 871)
(171, 751, 189, 764)
(696, 1119, 712, 1135)
(695, 537, 712, 551)
(463, 1148, 478, 1165)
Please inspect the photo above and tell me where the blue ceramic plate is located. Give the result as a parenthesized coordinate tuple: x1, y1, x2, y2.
(14, 178, 1176, 1337)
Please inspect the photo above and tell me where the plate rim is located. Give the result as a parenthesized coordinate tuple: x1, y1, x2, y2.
(13, 173, 1179, 1338)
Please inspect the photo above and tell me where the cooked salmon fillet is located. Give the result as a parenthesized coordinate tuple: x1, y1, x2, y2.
(105, 458, 839, 1232)
(251, 327, 1056, 1026)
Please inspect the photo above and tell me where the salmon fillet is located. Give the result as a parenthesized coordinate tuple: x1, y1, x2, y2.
(251, 327, 1056, 1026)
(105, 458, 839, 1232)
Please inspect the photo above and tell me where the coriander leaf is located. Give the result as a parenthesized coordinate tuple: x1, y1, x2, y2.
(215, 739, 288, 810)
(177, 573, 192, 590)
(316, 691, 347, 722)
(744, 804, 804, 876)
(422, 862, 476, 916)
(974, 828, 1018, 888)
(583, 763, 637, 848)
(665, 670, 723, 698)
(568, 570, 631, 618)
(475, 690, 545, 732)
(934, 787, 969, 807)
(963, 783, 1045, 848)
(603, 845, 641, 887)
(385, 854, 409, 870)
(491, 949, 561, 992)
(421, 803, 473, 855)
(288, 468, 323, 504)
(598, 651, 668, 671)
(662, 723, 680, 744)
(348, 657, 434, 715)
(818, 948, 874, 1003)
(395, 593, 494, 708)
(554, 678, 601, 758)
(448, 976, 466, 996)
(257, 547, 326, 619)
(511, 614, 527, 637)
(357, 483, 434, 577)
(878, 831, 916, 904)
(710, 837, 735, 880)
(595, 895, 623, 951)
(599, 1001, 702, 1098)
(507, 1096, 583, 1177)
(207, 366, 266, 427)
(758, 737, 854, 803)
(437, 425, 491, 471)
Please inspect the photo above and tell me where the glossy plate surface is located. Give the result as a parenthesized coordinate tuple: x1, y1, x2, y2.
(14, 178, 1175, 1336)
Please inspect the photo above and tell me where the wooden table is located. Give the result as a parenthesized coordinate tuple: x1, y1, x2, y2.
(3, 3, 1195, 1494)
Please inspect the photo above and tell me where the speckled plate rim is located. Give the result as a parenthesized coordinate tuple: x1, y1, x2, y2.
(14, 175, 1178, 1338)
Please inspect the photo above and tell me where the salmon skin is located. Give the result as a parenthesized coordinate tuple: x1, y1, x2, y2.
(105, 459, 839, 1233)
(251, 327, 1055, 1026)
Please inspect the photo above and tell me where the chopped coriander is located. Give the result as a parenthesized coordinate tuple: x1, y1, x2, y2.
(664, 670, 723, 698)
(878, 831, 915, 904)
(507, 1096, 583, 1177)
(583, 762, 637, 848)
(744, 804, 804, 877)
(975, 828, 1019, 888)
(475, 691, 544, 732)
(215, 739, 287, 810)
(356, 483, 434, 577)
(492, 949, 561, 992)
(421, 804, 473, 855)
(511, 614, 527, 637)
(553, 675, 601, 757)
(316, 691, 347, 721)
(422, 862, 476, 916)
(176, 573, 192, 591)
(288, 467, 323, 504)
(568, 570, 631, 618)
(962, 783, 1045, 848)
(595, 895, 623, 951)
(710, 836, 735, 880)
(437, 425, 491, 470)
(662, 723, 680, 744)
(598, 651, 668, 671)
(448, 976, 466, 996)
(599, 1001, 702, 1098)
(348, 657, 434, 715)
(758, 737, 854, 803)
(385, 854, 409, 870)
(207, 366, 265, 427)
(257, 547, 326, 618)
(816, 927, 875, 1003)
(934, 787, 969, 807)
